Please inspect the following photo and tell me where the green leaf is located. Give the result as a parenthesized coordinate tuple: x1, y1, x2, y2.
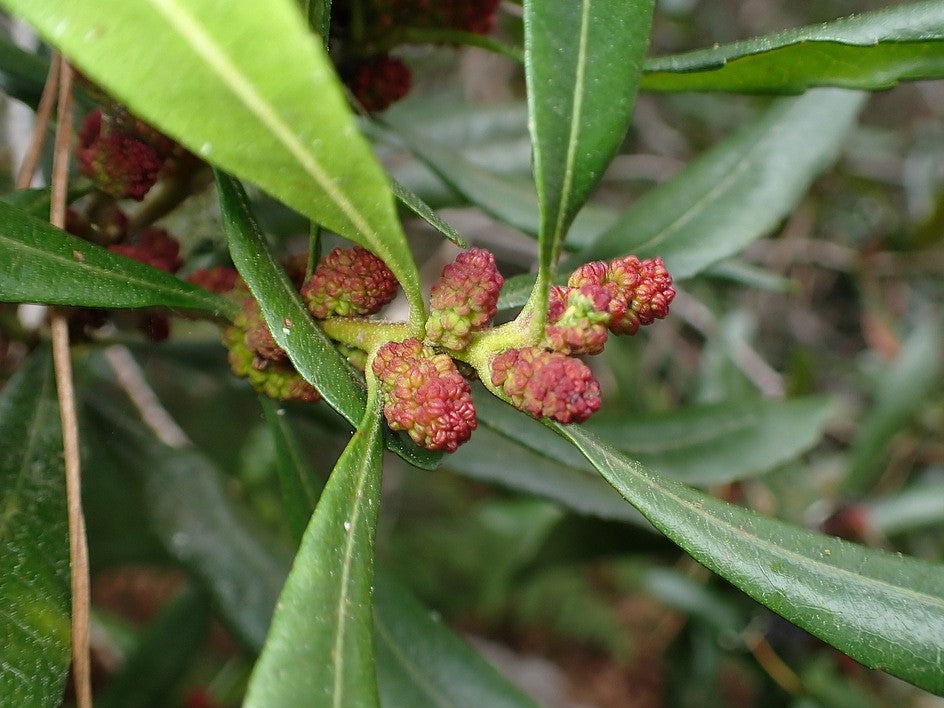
(843, 319, 944, 495)
(0, 33, 48, 107)
(244, 395, 386, 708)
(0, 348, 71, 707)
(216, 171, 442, 470)
(97, 588, 211, 708)
(570, 89, 866, 279)
(259, 395, 320, 545)
(373, 567, 538, 708)
(5, 0, 425, 319)
(391, 178, 468, 249)
(585, 396, 833, 485)
(559, 423, 944, 695)
(525, 0, 654, 276)
(1, 183, 93, 220)
(641, 1, 944, 94)
(0, 200, 236, 316)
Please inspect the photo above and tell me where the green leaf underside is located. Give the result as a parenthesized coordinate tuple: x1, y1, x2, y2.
(560, 423, 944, 695)
(0, 348, 71, 707)
(0, 200, 235, 316)
(570, 89, 866, 279)
(244, 398, 386, 708)
(216, 172, 441, 470)
(526, 0, 654, 280)
(373, 567, 538, 708)
(642, 1, 944, 93)
(3, 0, 423, 315)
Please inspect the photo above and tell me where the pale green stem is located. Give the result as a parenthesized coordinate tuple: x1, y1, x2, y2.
(319, 318, 410, 354)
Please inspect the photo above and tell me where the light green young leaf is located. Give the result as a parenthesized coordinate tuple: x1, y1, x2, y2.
(244, 395, 386, 708)
(642, 1, 944, 94)
(0, 200, 235, 317)
(570, 89, 866, 279)
(525, 0, 654, 285)
(391, 178, 468, 249)
(560, 423, 944, 696)
(216, 171, 441, 471)
(0, 348, 71, 708)
(2, 0, 424, 320)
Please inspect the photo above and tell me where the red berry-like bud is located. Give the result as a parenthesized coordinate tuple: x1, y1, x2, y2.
(223, 326, 321, 403)
(77, 109, 164, 200)
(372, 338, 476, 452)
(544, 284, 612, 355)
(108, 228, 183, 273)
(425, 248, 504, 351)
(490, 347, 601, 424)
(186, 266, 242, 294)
(235, 297, 286, 363)
(606, 256, 675, 335)
(346, 55, 412, 112)
(301, 246, 398, 319)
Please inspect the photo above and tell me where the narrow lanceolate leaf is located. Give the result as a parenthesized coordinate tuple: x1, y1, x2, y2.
(216, 172, 441, 471)
(3, 0, 425, 320)
(373, 568, 538, 708)
(0, 349, 71, 707)
(390, 178, 468, 249)
(525, 0, 654, 286)
(0, 200, 235, 316)
(245, 395, 386, 708)
(642, 1, 944, 94)
(559, 423, 944, 696)
(570, 89, 866, 279)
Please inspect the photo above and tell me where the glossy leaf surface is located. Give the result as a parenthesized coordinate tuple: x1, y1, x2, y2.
(560, 423, 944, 695)
(0, 200, 235, 316)
(571, 89, 866, 279)
(2, 0, 424, 315)
(244, 397, 386, 707)
(525, 0, 654, 271)
(642, 1, 944, 93)
(217, 172, 440, 470)
(0, 349, 71, 707)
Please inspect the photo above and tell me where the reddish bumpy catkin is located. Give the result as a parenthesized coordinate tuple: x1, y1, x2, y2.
(425, 248, 504, 351)
(77, 109, 164, 201)
(490, 347, 601, 424)
(544, 284, 614, 355)
(346, 55, 412, 113)
(372, 338, 476, 452)
(108, 228, 183, 274)
(569, 256, 675, 335)
(224, 326, 320, 403)
(301, 246, 399, 319)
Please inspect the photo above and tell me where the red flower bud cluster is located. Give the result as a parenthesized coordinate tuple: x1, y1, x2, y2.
(224, 325, 321, 403)
(372, 338, 476, 452)
(345, 55, 412, 113)
(301, 246, 399, 319)
(425, 248, 504, 351)
(490, 347, 601, 424)
(568, 256, 675, 336)
(380, 0, 501, 34)
(186, 266, 242, 295)
(77, 109, 166, 201)
(544, 284, 613, 355)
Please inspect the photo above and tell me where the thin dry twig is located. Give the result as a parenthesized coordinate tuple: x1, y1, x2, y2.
(48, 56, 93, 708)
(15, 56, 59, 190)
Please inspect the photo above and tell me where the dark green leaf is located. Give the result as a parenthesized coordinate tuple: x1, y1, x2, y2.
(1, 183, 92, 219)
(642, 2, 944, 94)
(373, 567, 537, 708)
(0, 33, 48, 106)
(216, 171, 441, 470)
(560, 423, 944, 695)
(97, 588, 211, 708)
(391, 178, 468, 248)
(0, 348, 71, 707)
(570, 89, 866, 279)
(843, 320, 943, 495)
(259, 395, 320, 545)
(0, 200, 236, 316)
(585, 396, 833, 485)
(5, 0, 425, 317)
(244, 396, 386, 707)
(525, 0, 654, 277)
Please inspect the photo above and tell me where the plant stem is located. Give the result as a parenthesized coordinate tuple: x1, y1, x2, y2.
(49, 56, 92, 708)
(319, 317, 410, 354)
(15, 56, 59, 190)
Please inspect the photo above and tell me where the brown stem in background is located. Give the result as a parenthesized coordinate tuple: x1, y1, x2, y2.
(15, 55, 60, 190)
(48, 56, 93, 708)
